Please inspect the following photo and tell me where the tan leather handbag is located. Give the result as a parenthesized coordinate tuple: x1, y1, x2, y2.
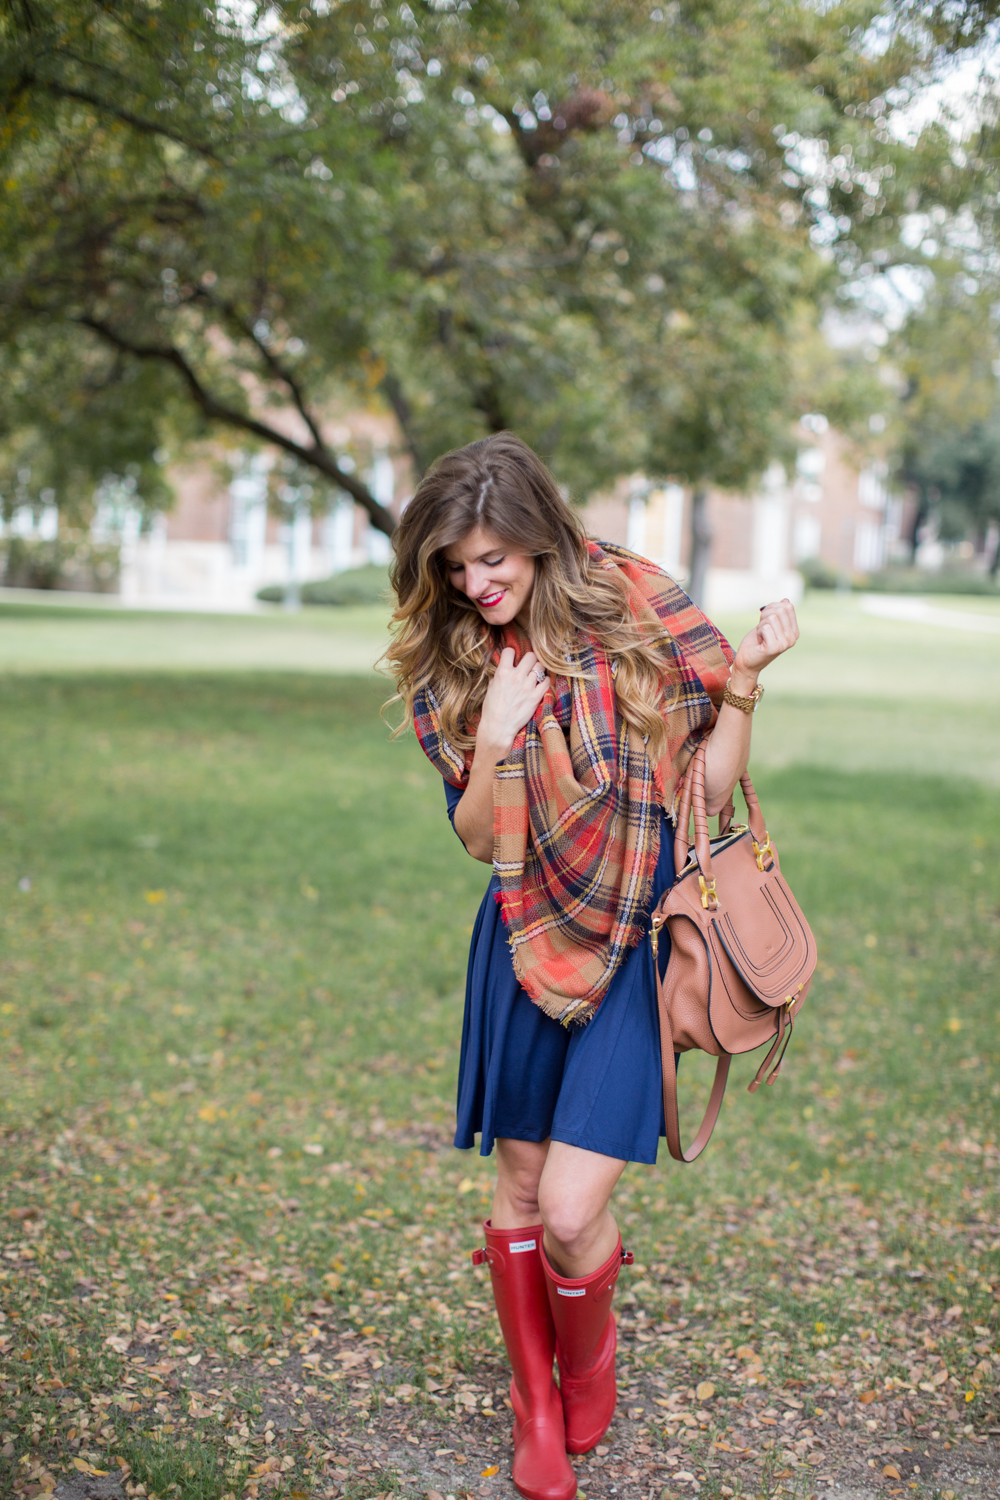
(651, 741, 817, 1162)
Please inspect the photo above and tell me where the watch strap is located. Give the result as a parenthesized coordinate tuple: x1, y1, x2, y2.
(723, 680, 764, 714)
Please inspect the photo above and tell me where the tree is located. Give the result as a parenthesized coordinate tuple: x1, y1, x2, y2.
(891, 274, 1000, 560)
(0, 0, 977, 544)
(913, 419, 1000, 572)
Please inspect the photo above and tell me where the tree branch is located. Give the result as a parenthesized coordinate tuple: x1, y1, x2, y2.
(378, 370, 429, 479)
(75, 317, 396, 536)
(198, 290, 329, 456)
(28, 75, 220, 161)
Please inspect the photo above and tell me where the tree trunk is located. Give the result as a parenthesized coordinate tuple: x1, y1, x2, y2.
(688, 486, 712, 609)
(907, 489, 929, 563)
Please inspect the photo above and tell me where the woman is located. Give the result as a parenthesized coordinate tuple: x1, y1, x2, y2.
(386, 433, 798, 1500)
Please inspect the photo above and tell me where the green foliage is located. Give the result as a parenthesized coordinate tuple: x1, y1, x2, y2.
(0, 0, 395, 528)
(0, 0, 973, 528)
(1, 532, 121, 591)
(257, 564, 391, 606)
(0, 333, 177, 527)
(796, 555, 839, 590)
(863, 566, 1000, 595)
(891, 274, 1000, 559)
(905, 416, 1000, 561)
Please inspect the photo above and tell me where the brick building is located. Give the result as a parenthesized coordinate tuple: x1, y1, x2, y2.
(576, 415, 907, 612)
(1, 413, 905, 610)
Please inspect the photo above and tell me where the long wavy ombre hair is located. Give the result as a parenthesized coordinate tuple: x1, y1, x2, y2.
(384, 432, 678, 758)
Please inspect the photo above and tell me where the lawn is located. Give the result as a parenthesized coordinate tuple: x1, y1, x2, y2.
(1, 594, 999, 1500)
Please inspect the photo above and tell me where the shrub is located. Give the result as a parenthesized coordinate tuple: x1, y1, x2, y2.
(797, 556, 839, 591)
(1, 534, 121, 592)
(257, 564, 391, 606)
(863, 567, 1000, 596)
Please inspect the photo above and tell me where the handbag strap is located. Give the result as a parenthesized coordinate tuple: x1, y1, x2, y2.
(673, 741, 768, 876)
(656, 951, 731, 1162)
(689, 743, 715, 880)
(657, 741, 770, 1162)
(672, 746, 697, 872)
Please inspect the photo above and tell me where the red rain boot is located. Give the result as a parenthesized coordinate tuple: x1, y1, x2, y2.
(540, 1235, 633, 1454)
(472, 1221, 578, 1500)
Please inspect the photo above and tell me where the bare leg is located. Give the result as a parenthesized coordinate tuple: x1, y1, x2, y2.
(537, 1140, 627, 1278)
(492, 1137, 551, 1229)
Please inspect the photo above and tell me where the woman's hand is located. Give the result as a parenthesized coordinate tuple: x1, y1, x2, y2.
(702, 598, 798, 816)
(454, 649, 548, 862)
(477, 647, 549, 761)
(730, 598, 799, 692)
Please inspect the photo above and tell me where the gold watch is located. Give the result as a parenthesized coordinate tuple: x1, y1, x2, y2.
(723, 679, 764, 714)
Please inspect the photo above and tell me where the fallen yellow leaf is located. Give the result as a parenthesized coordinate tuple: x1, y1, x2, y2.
(696, 1381, 715, 1401)
(859, 1390, 877, 1404)
(71, 1460, 108, 1476)
(481, 1465, 500, 1477)
(882, 1463, 902, 1480)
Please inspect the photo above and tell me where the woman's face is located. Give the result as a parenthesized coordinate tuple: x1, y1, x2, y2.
(443, 526, 536, 628)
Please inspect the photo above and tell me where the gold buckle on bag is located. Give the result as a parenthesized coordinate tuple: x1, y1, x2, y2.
(650, 915, 665, 960)
(753, 835, 774, 871)
(698, 875, 718, 910)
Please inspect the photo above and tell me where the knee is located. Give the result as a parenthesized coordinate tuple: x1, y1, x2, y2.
(537, 1186, 598, 1257)
(498, 1162, 542, 1221)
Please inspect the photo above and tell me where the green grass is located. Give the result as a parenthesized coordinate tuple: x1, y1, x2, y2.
(1, 600, 999, 1500)
(4, 589, 1000, 777)
(0, 600, 388, 675)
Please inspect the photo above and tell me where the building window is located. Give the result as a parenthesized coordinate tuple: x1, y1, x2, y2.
(793, 514, 822, 562)
(858, 462, 888, 511)
(795, 447, 824, 505)
(854, 519, 885, 572)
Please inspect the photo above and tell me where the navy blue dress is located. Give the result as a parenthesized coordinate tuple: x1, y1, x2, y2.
(445, 779, 676, 1165)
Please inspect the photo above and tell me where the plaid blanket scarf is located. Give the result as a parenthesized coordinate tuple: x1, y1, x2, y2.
(413, 542, 733, 1024)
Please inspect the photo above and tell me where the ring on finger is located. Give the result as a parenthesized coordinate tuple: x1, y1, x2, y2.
(534, 664, 547, 684)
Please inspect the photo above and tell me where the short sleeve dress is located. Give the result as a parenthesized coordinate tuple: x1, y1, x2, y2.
(446, 781, 677, 1165)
